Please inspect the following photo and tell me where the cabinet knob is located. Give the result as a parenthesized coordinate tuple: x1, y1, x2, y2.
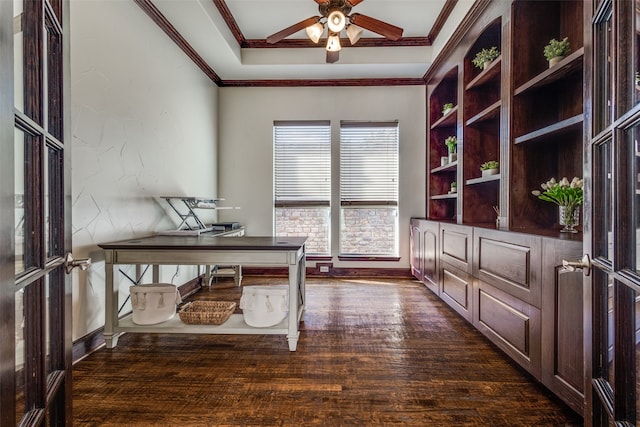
(562, 254, 591, 276)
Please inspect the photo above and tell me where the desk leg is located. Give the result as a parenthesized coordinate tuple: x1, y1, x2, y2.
(286, 253, 305, 351)
(103, 255, 120, 348)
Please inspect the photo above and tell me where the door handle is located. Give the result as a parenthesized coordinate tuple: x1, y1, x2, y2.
(64, 253, 92, 274)
(562, 254, 591, 276)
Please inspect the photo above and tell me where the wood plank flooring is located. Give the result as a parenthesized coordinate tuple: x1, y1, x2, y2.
(73, 277, 583, 426)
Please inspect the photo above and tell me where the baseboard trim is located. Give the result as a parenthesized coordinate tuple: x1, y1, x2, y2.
(243, 266, 412, 278)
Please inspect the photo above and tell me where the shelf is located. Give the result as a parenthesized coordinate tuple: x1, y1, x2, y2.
(466, 56, 502, 90)
(514, 48, 584, 96)
(514, 114, 584, 145)
(431, 193, 458, 200)
(466, 174, 501, 185)
(431, 160, 458, 173)
(431, 105, 458, 129)
(466, 100, 501, 126)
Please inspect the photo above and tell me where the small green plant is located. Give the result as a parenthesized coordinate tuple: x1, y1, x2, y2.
(480, 160, 499, 171)
(543, 37, 570, 61)
(444, 136, 457, 153)
(472, 47, 500, 69)
(442, 103, 454, 114)
(451, 181, 457, 187)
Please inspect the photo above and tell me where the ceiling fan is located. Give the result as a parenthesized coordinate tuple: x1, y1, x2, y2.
(266, 0, 404, 63)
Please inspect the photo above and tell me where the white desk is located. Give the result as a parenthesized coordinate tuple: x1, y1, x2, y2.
(98, 235, 307, 351)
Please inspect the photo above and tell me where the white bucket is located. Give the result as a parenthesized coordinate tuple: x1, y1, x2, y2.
(130, 283, 181, 325)
(239, 285, 289, 327)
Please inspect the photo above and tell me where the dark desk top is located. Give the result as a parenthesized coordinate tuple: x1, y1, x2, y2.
(98, 235, 308, 251)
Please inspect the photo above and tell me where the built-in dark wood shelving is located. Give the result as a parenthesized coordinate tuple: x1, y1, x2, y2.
(466, 174, 501, 186)
(514, 48, 584, 96)
(514, 114, 584, 145)
(465, 56, 502, 90)
(465, 100, 501, 126)
(430, 160, 458, 173)
(431, 193, 458, 200)
(431, 106, 458, 129)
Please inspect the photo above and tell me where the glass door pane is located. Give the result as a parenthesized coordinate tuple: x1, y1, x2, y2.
(594, 141, 613, 261)
(13, 0, 24, 112)
(594, 4, 612, 134)
(635, 0, 640, 106)
(15, 128, 26, 275)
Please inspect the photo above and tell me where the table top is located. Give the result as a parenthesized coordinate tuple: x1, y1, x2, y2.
(98, 235, 308, 251)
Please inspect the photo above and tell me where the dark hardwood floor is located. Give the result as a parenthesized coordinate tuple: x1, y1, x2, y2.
(73, 277, 583, 426)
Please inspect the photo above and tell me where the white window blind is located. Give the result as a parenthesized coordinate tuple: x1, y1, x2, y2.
(274, 121, 331, 206)
(340, 121, 399, 206)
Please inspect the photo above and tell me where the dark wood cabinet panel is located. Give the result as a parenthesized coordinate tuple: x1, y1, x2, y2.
(440, 223, 473, 272)
(441, 262, 473, 322)
(421, 220, 439, 295)
(541, 237, 584, 414)
(474, 280, 541, 378)
(410, 219, 423, 281)
(473, 228, 542, 307)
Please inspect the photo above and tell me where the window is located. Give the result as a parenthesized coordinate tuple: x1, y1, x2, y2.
(273, 121, 331, 255)
(339, 121, 399, 256)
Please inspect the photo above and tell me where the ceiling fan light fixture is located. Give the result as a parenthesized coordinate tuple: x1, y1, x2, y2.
(346, 24, 363, 45)
(305, 22, 324, 43)
(327, 10, 346, 33)
(326, 32, 341, 52)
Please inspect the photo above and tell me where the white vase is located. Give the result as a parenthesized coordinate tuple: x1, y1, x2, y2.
(549, 55, 564, 67)
(441, 156, 449, 166)
(449, 152, 457, 162)
(482, 168, 498, 177)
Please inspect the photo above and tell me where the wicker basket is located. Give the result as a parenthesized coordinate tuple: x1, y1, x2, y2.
(178, 301, 236, 325)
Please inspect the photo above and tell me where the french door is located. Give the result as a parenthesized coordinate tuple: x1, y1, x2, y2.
(586, 0, 640, 425)
(1, 0, 72, 425)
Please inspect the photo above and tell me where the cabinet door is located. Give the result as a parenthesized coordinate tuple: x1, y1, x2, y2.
(474, 280, 541, 378)
(440, 223, 473, 273)
(440, 261, 473, 322)
(421, 220, 439, 294)
(473, 228, 542, 307)
(541, 238, 584, 414)
(409, 219, 423, 281)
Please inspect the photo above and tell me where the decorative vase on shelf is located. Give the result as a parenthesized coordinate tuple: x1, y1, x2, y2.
(482, 168, 499, 177)
(449, 152, 457, 162)
(559, 205, 580, 233)
(483, 61, 492, 70)
(548, 55, 564, 67)
(441, 156, 449, 166)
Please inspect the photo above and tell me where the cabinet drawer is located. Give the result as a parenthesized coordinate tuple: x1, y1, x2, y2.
(474, 281, 541, 378)
(473, 228, 542, 307)
(440, 262, 473, 322)
(440, 223, 473, 273)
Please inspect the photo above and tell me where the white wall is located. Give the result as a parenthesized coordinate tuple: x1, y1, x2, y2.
(217, 86, 426, 269)
(70, 0, 219, 340)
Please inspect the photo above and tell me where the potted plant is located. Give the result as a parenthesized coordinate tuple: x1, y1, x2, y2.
(444, 136, 457, 162)
(531, 176, 583, 233)
(450, 181, 457, 193)
(472, 46, 500, 70)
(543, 37, 570, 67)
(442, 103, 454, 115)
(444, 136, 457, 161)
(480, 160, 499, 177)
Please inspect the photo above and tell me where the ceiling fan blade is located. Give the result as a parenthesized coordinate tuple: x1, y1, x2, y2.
(266, 16, 320, 44)
(349, 13, 403, 41)
(326, 50, 340, 63)
(345, 0, 364, 6)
